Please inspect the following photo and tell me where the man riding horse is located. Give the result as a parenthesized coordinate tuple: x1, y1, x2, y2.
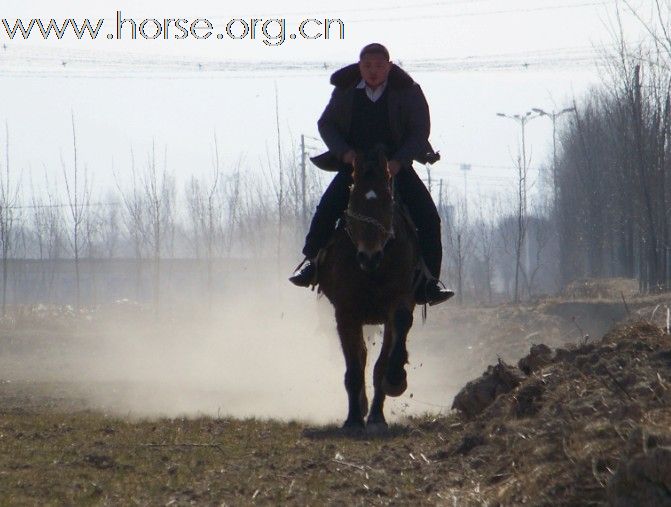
(290, 43, 454, 306)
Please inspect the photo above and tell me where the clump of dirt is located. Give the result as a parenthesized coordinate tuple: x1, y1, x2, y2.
(451, 360, 525, 418)
(448, 320, 671, 505)
(517, 343, 553, 375)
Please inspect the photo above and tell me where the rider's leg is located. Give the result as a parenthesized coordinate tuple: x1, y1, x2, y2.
(303, 170, 353, 258)
(290, 170, 353, 286)
(395, 165, 442, 277)
(395, 166, 454, 305)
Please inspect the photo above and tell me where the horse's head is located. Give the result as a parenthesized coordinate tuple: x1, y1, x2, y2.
(346, 147, 395, 273)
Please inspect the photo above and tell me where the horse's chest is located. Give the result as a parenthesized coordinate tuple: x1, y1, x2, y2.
(318, 232, 414, 319)
(322, 272, 402, 316)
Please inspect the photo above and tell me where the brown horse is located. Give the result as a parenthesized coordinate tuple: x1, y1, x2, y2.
(317, 147, 420, 431)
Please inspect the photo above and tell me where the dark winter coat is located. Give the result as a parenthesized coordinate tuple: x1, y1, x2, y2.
(310, 63, 440, 171)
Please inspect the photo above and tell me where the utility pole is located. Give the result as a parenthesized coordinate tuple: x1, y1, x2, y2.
(438, 178, 443, 210)
(496, 110, 543, 303)
(459, 164, 471, 223)
(426, 165, 432, 195)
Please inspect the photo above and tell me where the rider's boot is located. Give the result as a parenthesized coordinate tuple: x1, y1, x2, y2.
(291, 170, 352, 288)
(289, 258, 317, 287)
(416, 277, 455, 306)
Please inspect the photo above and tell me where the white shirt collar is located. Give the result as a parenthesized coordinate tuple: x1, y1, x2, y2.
(356, 79, 387, 102)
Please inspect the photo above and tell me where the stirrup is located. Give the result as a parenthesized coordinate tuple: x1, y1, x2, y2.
(428, 279, 455, 305)
(416, 277, 454, 306)
(289, 257, 317, 289)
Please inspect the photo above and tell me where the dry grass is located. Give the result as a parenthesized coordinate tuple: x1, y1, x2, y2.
(1, 297, 671, 505)
(0, 388, 468, 505)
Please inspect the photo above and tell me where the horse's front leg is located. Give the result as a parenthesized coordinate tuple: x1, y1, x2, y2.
(368, 323, 393, 430)
(382, 305, 413, 397)
(335, 310, 368, 430)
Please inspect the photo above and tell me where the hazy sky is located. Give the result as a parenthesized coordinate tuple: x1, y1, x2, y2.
(0, 0, 652, 203)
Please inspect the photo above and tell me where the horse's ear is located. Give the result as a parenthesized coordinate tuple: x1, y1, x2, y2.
(376, 148, 391, 182)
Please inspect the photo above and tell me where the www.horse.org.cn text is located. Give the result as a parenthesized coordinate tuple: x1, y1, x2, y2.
(0, 12, 346, 46)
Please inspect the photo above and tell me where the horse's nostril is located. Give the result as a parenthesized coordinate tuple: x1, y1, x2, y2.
(371, 251, 383, 266)
(356, 251, 367, 265)
(356, 250, 383, 271)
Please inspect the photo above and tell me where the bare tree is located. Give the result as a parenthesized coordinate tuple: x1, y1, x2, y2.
(512, 153, 528, 303)
(142, 142, 175, 311)
(62, 114, 91, 311)
(222, 167, 242, 257)
(523, 214, 554, 297)
(99, 193, 120, 259)
(0, 123, 21, 315)
(117, 149, 148, 300)
(441, 191, 473, 304)
(184, 133, 224, 308)
(472, 195, 498, 303)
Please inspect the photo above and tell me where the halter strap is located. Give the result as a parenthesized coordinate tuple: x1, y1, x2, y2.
(344, 174, 397, 246)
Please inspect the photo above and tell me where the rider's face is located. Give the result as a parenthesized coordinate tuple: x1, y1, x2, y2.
(358, 54, 391, 89)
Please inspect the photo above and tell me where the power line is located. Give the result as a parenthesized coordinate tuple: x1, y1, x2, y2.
(0, 45, 611, 79)
(205, 0, 615, 23)
(435, 161, 522, 170)
(12, 201, 121, 210)
(350, 0, 615, 22)
(205, 0, 506, 20)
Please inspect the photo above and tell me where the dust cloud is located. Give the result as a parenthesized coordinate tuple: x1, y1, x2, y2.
(1, 270, 467, 424)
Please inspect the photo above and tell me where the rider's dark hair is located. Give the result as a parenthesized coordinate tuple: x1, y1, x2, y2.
(359, 43, 390, 61)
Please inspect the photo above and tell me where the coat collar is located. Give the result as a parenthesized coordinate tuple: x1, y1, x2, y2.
(329, 63, 414, 90)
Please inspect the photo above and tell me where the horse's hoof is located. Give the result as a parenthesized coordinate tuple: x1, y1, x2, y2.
(342, 418, 365, 432)
(366, 420, 389, 435)
(382, 376, 407, 397)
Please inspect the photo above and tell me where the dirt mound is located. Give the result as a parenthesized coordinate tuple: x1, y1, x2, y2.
(563, 277, 639, 299)
(449, 320, 671, 505)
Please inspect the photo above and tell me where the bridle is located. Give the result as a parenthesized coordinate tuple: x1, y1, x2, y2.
(344, 181, 396, 248)
(345, 208, 394, 238)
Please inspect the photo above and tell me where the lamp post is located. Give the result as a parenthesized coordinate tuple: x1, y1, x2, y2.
(496, 110, 542, 302)
(459, 163, 471, 223)
(496, 111, 543, 213)
(531, 107, 575, 211)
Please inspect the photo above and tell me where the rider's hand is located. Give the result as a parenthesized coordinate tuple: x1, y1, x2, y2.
(342, 150, 356, 165)
(387, 160, 402, 177)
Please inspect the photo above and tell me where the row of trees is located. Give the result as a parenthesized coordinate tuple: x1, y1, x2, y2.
(0, 119, 560, 311)
(2, 89, 605, 312)
(553, 1, 671, 292)
(440, 192, 556, 305)
(0, 119, 331, 312)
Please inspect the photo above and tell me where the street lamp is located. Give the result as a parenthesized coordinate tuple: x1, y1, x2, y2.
(531, 107, 576, 211)
(496, 110, 543, 303)
(496, 110, 543, 214)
